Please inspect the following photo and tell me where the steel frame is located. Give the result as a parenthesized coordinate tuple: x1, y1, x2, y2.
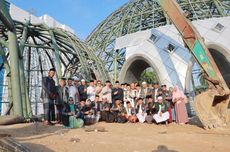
(87, 0, 230, 75)
(0, 0, 109, 116)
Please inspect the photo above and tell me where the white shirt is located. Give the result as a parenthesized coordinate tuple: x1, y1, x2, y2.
(138, 105, 143, 114)
(67, 85, 77, 102)
(87, 86, 96, 101)
(101, 86, 112, 103)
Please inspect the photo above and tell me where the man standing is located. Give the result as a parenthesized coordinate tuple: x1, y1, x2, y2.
(73, 76, 80, 87)
(42, 68, 56, 125)
(112, 81, 124, 104)
(101, 80, 112, 105)
(87, 80, 96, 102)
(67, 78, 77, 103)
(73, 77, 80, 103)
(152, 82, 161, 102)
(78, 79, 87, 101)
(56, 78, 69, 124)
(140, 81, 151, 102)
(95, 80, 103, 100)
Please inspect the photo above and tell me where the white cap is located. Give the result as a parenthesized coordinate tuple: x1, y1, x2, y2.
(81, 79, 85, 82)
(157, 96, 163, 100)
(142, 81, 147, 85)
(72, 76, 79, 81)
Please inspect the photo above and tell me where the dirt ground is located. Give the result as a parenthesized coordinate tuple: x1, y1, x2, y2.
(0, 120, 230, 152)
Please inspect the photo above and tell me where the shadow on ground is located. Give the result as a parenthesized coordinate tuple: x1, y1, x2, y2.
(188, 116, 203, 128)
(0, 122, 70, 142)
(23, 142, 55, 152)
(152, 145, 178, 152)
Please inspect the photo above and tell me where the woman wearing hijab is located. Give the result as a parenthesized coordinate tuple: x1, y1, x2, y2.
(172, 86, 188, 124)
(62, 97, 84, 129)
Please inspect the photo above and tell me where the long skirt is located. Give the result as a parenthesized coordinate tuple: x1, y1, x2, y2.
(65, 116, 84, 129)
(153, 112, 169, 123)
(175, 101, 188, 124)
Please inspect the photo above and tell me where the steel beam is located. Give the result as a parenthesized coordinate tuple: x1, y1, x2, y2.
(0, 0, 14, 31)
(49, 30, 62, 79)
(8, 30, 23, 116)
(18, 21, 31, 118)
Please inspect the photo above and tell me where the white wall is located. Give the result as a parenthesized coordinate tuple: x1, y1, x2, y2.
(116, 16, 230, 90)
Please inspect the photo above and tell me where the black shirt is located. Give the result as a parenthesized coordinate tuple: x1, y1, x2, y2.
(112, 87, 124, 103)
(42, 76, 56, 100)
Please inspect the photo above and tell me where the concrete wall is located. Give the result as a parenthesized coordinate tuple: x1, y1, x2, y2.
(116, 16, 230, 90)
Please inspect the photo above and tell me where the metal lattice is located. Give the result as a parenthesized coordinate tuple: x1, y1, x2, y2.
(87, 0, 230, 73)
(0, 19, 109, 115)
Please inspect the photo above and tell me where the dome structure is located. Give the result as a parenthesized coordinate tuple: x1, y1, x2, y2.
(87, 0, 230, 73)
(0, 19, 109, 115)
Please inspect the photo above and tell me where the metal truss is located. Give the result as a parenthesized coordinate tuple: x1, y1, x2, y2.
(87, 0, 230, 75)
(0, 0, 109, 116)
(0, 21, 110, 115)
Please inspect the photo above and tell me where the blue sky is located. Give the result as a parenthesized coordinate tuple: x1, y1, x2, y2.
(9, 0, 128, 40)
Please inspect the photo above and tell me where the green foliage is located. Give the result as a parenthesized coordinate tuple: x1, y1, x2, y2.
(139, 69, 159, 84)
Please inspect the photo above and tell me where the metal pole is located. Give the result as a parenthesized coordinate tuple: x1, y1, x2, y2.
(0, 45, 13, 114)
(7, 77, 13, 114)
(64, 32, 91, 79)
(0, 0, 23, 116)
(19, 21, 31, 118)
(114, 49, 118, 83)
(0, 45, 10, 74)
(49, 30, 62, 79)
(213, 0, 226, 17)
(8, 31, 23, 116)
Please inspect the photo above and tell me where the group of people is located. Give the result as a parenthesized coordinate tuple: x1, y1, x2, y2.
(41, 68, 189, 128)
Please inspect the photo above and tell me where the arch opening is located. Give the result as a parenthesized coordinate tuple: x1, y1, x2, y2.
(209, 48, 230, 88)
(186, 46, 230, 109)
(186, 48, 230, 91)
(122, 59, 159, 84)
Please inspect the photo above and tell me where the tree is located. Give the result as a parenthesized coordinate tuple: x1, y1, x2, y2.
(139, 69, 159, 84)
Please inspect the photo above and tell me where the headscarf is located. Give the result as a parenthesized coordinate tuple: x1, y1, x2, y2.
(172, 86, 185, 101)
(68, 97, 75, 112)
